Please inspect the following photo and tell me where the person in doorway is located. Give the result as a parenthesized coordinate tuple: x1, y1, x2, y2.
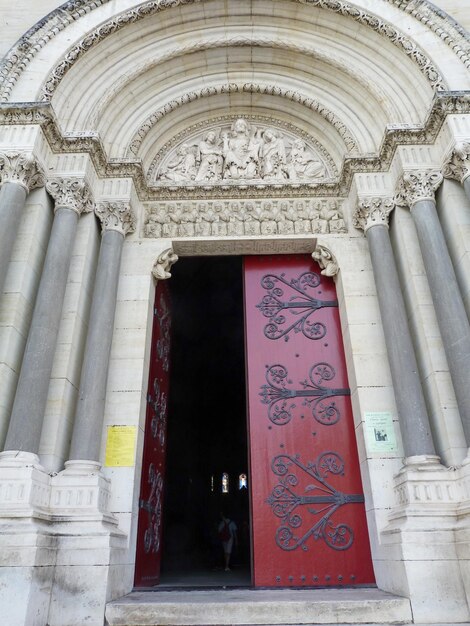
(218, 512, 237, 571)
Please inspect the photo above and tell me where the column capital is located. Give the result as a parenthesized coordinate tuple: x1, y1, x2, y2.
(353, 196, 394, 233)
(0, 151, 46, 193)
(46, 177, 94, 215)
(443, 141, 470, 184)
(95, 201, 136, 235)
(394, 170, 443, 208)
(312, 244, 338, 277)
(152, 248, 179, 280)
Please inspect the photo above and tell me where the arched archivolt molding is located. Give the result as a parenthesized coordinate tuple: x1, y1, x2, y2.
(127, 83, 360, 158)
(87, 37, 397, 131)
(0, 0, 458, 103)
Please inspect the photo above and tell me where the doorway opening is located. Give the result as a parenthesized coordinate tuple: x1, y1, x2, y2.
(160, 256, 251, 587)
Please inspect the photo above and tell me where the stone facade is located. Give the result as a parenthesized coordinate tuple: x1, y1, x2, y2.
(0, 1, 470, 625)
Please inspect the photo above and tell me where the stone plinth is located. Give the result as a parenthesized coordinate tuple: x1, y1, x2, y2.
(381, 456, 470, 623)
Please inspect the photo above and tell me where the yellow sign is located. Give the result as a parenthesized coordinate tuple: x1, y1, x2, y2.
(105, 425, 137, 467)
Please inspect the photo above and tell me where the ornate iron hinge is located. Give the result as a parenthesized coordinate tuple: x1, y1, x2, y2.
(260, 362, 350, 426)
(257, 272, 337, 341)
(267, 452, 364, 552)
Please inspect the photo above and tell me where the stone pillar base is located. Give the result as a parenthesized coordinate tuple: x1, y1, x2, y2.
(0, 451, 51, 518)
(381, 455, 470, 623)
(0, 455, 131, 626)
(48, 519, 130, 626)
(50, 460, 117, 523)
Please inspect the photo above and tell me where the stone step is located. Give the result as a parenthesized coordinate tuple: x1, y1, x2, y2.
(105, 587, 412, 626)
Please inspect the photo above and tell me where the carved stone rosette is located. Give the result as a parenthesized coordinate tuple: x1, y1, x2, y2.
(443, 142, 470, 184)
(312, 244, 339, 277)
(394, 171, 443, 208)
(353, 197, 395, 233)
(0, 151, 46, 192)
(152, 248, 179, 281)
(46, 177, 94, 215)
(95, 201, 136, 235)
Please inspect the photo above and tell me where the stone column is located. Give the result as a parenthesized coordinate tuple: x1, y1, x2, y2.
(443, 141, 470, 202)
(353, 197, 436, 458)
(0, 152, 45, 295)
(68, 202, 136, 467)
(3, 178, 93, 456)
(395, 171, 470, 446)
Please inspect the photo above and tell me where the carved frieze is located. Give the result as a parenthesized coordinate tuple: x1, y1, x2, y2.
(144, 198, 347, 239)
(1, 93, 469, 201)
(155, 118, 329, 186)
(394, 171, 443, 208)
(148, 115, 338, 181)
(353, 197, 395, 232)
(0, 151, 45, 192)
(443, 142, 470, 184)
(95, 201, 136, 235)
(46, 177, 94, 215)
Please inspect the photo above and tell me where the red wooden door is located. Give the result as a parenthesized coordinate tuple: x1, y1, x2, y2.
(134, 282, 171, 587)
(244, 254, 374, 588)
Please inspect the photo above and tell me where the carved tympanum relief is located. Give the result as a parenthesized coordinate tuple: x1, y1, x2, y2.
(144, 198, 347, 239)
(155, 118, 328, 185)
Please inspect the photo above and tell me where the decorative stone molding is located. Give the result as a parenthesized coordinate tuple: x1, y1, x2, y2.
(443, 141, 470, 184)
(394, 170, 444, 208)
(95, 38, 392, 134)
(0, 92, 469, 201)
(31, 1, 444, 104)
(1, 0, 460, 104)
(0, 151, 45, 192)
(173, 237, 317, 256)
(152, 248, 178, 281)
(95, 201, 136, 235)
(312, 244, 339, 277)
(144, 198, 347, 239)
(353, 197, 395, 232)
(130, 84, 359, 156)
(384, 0, 470, 71)
(46, 177, 94, 215)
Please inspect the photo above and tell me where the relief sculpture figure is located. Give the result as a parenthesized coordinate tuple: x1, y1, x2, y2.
(222, 118, 262, 180)
(159, 144, 197, 182)
(288, 139, 325, 180)
(261, 129, 288, 181)
(195, 131, 224, 181)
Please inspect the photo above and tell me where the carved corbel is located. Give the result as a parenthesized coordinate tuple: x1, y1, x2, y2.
(95, 201, 136, 235)
(152, 248, 179, 280)
(312, 243, 338, 277)
(394, 170, 443, 208)
(353, 197, 395, 233)
(443, 141, 470, 184)
(0, 151, 46, 192)
(46, 177, 94, 215)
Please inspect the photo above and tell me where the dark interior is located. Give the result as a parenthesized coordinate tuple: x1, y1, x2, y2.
(160, 256, 251, 587)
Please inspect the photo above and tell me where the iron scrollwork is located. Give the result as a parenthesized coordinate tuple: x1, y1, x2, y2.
(139, 463, 164, 554)
(156, 292, 171, 372)
(267, 453, 364, 552)
(260, 362, 350, 426)
(150, 378, 167, 448)
(256, 272, 338, 341)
